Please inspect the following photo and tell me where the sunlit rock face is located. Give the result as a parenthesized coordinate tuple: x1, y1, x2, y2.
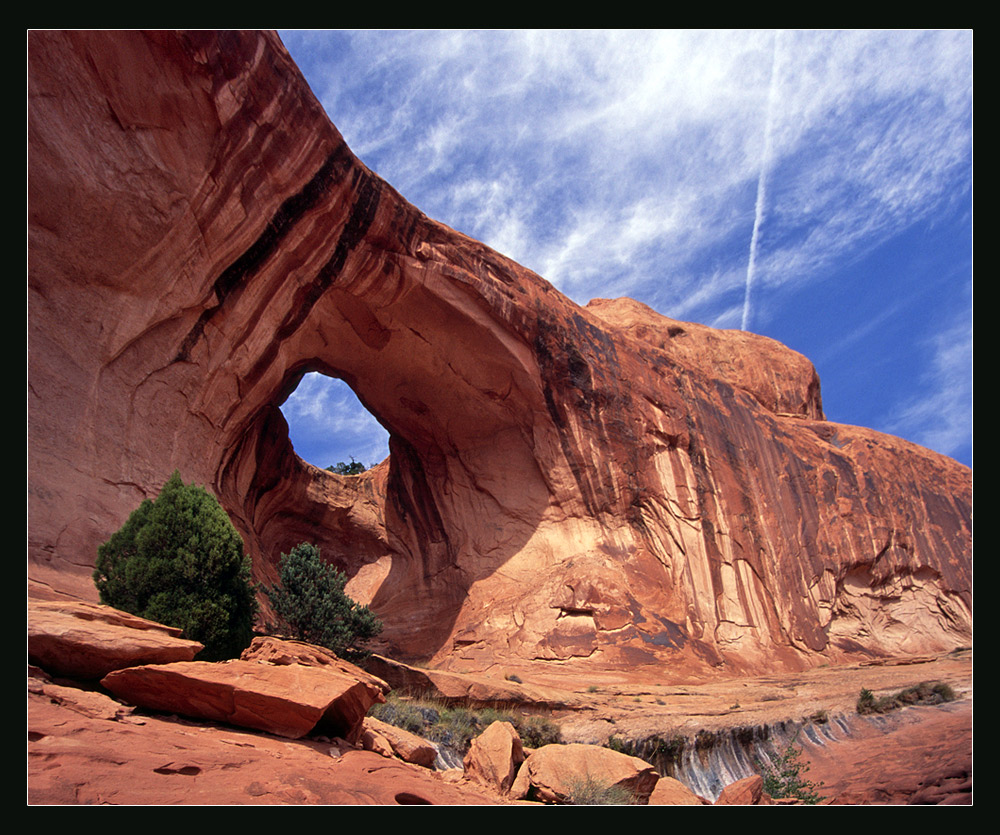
(28, 31, 971, 674)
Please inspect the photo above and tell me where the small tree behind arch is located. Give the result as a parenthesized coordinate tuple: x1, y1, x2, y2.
(326, 458, 367, 475)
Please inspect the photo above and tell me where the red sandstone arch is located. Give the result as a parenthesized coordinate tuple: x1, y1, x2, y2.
(29, 31, 970, 671)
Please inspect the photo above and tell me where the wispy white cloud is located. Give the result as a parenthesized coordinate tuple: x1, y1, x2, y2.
(883, 312, 973, 461)
(281, 373, 390, 468)
(285, 30, 970, 319)
(279, 29, 972, 465)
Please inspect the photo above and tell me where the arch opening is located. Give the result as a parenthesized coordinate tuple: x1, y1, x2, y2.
(279, 371, 390, 473)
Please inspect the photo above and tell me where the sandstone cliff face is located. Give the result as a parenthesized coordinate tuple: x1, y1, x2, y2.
(28, 31, 971, 676)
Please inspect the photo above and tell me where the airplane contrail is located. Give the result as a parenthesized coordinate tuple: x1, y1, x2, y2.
(742, 31, 781, 333)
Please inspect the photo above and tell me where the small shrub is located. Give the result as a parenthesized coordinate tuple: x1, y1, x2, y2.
(266, 543, 382, 659)
(654, 734, 687, 762)
(326, 458, 366, 475)
(856, 687, 879, 714)
(899, 680, 956, 704)
(473, 706, 510, 727)
(429, 706, 479, 750)
(518, 714, 562, 748)
(566, 777, 635, 805)
(93, 471, 256, 661)
(369, 694, 560, 753)
(757, 733, 824, 804)
(369, 697, 428, 735)
(505, 673, 523, 684)
(857, 681, 956, 715)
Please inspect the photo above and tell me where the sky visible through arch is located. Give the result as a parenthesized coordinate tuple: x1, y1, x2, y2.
(277, 29, 972, 471)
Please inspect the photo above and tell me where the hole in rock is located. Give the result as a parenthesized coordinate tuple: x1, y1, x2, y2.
(279, 372, 389, 473)
(153, 765, 202, 776)
(394, 792, 433, 805)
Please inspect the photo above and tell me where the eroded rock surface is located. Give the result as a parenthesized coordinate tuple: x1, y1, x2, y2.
(800, 701, 972, 805)
(28, 687, 500, 805)
(29, 31, 971, 677)
(28, 619, 971, 805)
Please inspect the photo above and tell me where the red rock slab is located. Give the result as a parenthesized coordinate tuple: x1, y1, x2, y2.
(102, 660, 382, 740)
(240, 636, 390, 695)
(28, 687, 500, 805)
(28, 600, 203, 679)
(30, 665, 134, 722)
(510, 743, 659, 804)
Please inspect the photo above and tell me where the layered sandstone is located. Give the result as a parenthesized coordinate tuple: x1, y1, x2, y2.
(28, 31, 971, 678)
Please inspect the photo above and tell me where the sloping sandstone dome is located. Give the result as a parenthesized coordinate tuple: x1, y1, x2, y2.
(28, 31, 971, 677)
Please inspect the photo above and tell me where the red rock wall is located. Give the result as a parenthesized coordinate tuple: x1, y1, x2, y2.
(28, 31, 971, 675)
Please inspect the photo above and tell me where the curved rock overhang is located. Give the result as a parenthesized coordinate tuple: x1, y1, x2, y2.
(28, 31, 971, 672)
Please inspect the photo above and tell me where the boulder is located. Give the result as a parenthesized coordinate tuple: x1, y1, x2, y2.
(28, 600, 203, 679)
(101, 659, 383, 740)
(647, 776, 710, 805)
(463, 720, 525, 794)
(359, 720, 396, 760)
(362, 716, 437, 769)
(715, 774, 770, 805)
(509, 743, 658, 804)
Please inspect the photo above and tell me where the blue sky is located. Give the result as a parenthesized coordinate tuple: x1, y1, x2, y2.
(277, 29, 972, 472)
